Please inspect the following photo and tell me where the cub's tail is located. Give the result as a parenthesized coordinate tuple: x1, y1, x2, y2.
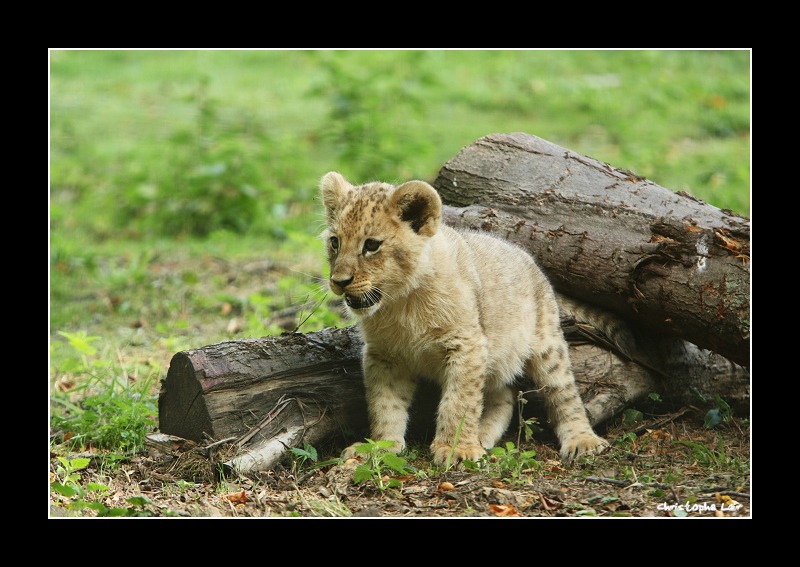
(556, 293, 645, 369)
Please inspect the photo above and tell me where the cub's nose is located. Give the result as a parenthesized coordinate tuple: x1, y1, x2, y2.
(331, 276, 354, 289)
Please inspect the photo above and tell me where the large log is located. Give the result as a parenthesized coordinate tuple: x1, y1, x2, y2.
(434, 132, 750, 366)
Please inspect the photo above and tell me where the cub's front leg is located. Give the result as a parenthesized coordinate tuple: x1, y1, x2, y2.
(430, 336, 489, 467)
(341, 353, 417, 460)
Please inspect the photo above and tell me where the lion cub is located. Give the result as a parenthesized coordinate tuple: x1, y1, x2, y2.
(321, 171, 608, 466)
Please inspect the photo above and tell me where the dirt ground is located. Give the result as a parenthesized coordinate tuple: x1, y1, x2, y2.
(49, 408, 750, 518)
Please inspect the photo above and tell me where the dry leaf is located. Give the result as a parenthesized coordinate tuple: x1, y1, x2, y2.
(392, 475, 415, 483)
(715, 493, 738, 507)
(539, 493, 562, 511)
(649, 429, 672, 441)
(224, 490, 248, 504)
(490, 504, 522, 517)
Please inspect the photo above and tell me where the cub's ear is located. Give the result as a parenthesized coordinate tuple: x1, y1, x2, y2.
(390, 180, 441, 237)
(320, 171, 351, 223)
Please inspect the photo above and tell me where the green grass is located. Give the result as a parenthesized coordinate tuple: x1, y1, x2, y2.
(49, 49, 750, 469)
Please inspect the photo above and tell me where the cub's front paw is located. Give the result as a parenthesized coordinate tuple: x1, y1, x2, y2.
(341, 442, 361, 461)
(559, 433, 609, 463)
(430, 441, 485, 467)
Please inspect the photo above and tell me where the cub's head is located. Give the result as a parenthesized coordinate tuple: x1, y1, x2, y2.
(320, 171, 442, 317)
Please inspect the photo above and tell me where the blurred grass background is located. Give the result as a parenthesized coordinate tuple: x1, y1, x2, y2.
(49, 50, 750, 454)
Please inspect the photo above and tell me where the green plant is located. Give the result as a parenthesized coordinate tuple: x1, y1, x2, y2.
(515, 390, 543, 446)
(675, 438, 745, 474)
(622, 408, 645, 426)
(288, 442, 339, 478)
(50, 331, 158, 454)
(289, 442, 319, 473)
(476, 441, 539, 482)
(616, 431, 638, 448)
(350, 439, 416, 491)
(50, 456, 158, 517)
(690, 389, 734, 428)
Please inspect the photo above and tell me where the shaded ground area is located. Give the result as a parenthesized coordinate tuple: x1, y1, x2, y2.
(50, 409, 750, 518)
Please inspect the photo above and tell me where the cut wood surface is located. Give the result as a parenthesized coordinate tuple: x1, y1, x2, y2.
(435, 132, 750, 366)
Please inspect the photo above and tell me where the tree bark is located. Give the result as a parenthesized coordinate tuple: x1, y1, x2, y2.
(434, 132, 750, 366)
(158, 323, 748, 473)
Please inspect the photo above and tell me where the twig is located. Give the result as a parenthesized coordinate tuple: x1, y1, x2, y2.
(236, 395, 295, 447)
(584, 476, 750, 500)
(291, 481, 320, 517)
(701, 489, 750, 499)
(631, 407, 692, 435)
(583, 476, 628, 487)
(204, 437, 237, 451)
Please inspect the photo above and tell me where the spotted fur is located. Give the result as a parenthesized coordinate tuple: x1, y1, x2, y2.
(321, 172, 608, 466)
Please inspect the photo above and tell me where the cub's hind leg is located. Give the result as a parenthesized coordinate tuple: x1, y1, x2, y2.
(478, 385, 515, 450)
(527, 303, 608, 461)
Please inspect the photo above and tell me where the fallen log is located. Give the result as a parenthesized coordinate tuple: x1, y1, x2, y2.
(157, 328, 367, 472)
(434, 132, 750, 366)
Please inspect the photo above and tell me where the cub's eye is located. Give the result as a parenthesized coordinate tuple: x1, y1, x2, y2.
(329, 236, 339, 251)
(362, 238, 382, 254)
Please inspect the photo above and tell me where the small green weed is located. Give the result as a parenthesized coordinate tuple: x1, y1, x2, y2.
(616, 431, 638, 448)
(690, 389, 735, 428)
(675, 438, 744, 473)
(288, 442, 339, 479)
(515, 389, 543, 447)
(50, 456, 158, 517)
(289, 442, 319, 473)
(622, 408, 645, 426)
(350, 439, 416, 491)
(468, 441, 540, 482)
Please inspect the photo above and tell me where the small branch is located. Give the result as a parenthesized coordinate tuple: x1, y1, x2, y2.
(204, 437, 238, 451)
(583, 476, 629, 487)
(236, 395, 295, 447)
(630, 407, 692, 435)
